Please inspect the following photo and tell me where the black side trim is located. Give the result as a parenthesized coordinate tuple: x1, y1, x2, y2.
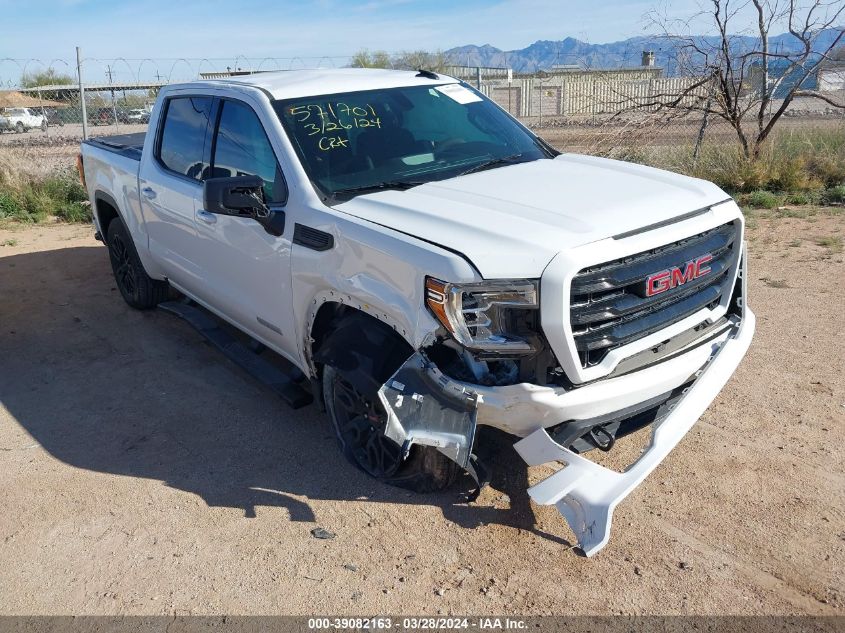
(93, 190, 122, 232)
(293, 224, 334, 251)
(94, 190, 119, 213)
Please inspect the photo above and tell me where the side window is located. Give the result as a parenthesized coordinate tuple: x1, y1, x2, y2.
(158, 97, 213, 180)
(212, 100, 286, 204)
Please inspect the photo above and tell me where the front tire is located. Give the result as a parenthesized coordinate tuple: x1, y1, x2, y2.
(106, 218, 169, 309)
(322, 364, 459, 493)
(15, 122, 24, 134)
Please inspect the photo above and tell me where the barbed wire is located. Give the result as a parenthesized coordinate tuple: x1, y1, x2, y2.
(0, 49, 672, 89)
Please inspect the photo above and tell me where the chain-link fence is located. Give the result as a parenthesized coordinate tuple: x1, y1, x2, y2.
(2, 54, 843, 190)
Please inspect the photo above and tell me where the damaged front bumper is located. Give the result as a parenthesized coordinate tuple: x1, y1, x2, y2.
(375, 304, 754, 555)
(514, 307, 755, 556)
(377, 352, 488, 493)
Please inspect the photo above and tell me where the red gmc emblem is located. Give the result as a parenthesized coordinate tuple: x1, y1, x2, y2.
(645, 254, 713, 297)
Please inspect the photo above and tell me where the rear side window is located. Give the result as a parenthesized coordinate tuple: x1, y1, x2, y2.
(211, 100, 286, 203)
(158, 97, 213, 180)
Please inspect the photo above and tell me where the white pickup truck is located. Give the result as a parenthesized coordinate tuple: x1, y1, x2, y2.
(79, 68, 754, 556)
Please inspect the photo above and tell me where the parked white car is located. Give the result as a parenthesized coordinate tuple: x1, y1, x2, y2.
(127, 108, 150, 124)
(2, 107, 47, 133)
(79, 69, 754, 556)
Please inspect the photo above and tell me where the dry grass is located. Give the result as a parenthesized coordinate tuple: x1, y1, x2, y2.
(814, 235, 844, 254)
(0, 154, 90, 225)
(654, 126, 845, 194)
(543, 121, 845, 198)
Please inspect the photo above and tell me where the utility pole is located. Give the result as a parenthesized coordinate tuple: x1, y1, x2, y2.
(76, 46, 88, 140)
(37, 86, 48, 138)
(106, 64, 119, 131)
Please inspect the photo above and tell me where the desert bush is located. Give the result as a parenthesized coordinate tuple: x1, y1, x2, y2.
(744, 190, 783, 209)
(632, 125, 845, 196)
(0, 156, 90, 224)
(784, 191, 820, 206)
(821, 185, 845, 204)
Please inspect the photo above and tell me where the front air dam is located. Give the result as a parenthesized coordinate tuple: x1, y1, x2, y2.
(514, 307, 755, 556)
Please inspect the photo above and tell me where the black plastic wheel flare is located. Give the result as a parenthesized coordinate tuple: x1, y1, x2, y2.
(332, 373, 403, 478)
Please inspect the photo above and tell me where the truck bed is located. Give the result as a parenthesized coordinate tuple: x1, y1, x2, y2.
(83, 132, 146, 161)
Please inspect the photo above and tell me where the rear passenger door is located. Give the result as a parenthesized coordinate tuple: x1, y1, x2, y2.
(193, 97, 297, 360)
(139, 95, 213, 295)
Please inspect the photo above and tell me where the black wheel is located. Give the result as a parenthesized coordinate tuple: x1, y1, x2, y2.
(106, 218, 169, 309)
(15, 122, 24, 134)
(323, 364, 459, 493)
(40, 120, 47, 132)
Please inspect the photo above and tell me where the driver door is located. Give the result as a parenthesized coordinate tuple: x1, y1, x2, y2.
(193, 97, 297, 361)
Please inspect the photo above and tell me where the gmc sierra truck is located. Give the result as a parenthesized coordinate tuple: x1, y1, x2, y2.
(79, 68, 755, 556)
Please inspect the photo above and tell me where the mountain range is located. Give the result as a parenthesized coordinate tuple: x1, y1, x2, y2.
(444, 27, 843, 74)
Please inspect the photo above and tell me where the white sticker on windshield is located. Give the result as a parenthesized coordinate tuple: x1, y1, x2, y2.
(435, 84, 482, 104)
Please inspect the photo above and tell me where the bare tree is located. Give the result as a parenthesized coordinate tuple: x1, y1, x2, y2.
(640, 0, 844, 159)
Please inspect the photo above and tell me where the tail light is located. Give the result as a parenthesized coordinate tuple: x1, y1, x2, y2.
(76, 154, 86, 189)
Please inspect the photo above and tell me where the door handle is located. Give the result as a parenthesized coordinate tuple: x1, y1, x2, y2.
(196, 210, 218, 225)
(141, 187, 157, 200)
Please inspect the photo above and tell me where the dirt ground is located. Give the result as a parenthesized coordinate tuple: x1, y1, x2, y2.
(0, 211, 842, 616)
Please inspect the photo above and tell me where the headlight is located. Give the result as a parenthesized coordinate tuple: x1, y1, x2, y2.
(425, 277, 538, 354)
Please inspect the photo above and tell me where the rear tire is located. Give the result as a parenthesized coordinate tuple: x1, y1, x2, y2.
(106, 217, 170, 309)
(323, 363, 459, 494)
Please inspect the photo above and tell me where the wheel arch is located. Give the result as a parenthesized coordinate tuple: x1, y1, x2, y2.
(307, 301, 415, 381)
(93, 190, 121, 237)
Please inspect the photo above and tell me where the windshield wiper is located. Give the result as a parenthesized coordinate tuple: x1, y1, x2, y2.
(456, 153, 526, 177)
(331, 180, 427, 198)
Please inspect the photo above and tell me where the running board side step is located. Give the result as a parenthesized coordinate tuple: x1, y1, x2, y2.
(159, 301, 313, 409)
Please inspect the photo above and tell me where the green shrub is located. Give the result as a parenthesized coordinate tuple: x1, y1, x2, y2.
(745, 190, 782, 209)
(821, 185, 845, 205)
(0, 162, 91, 224)
(55, 200, 91, 223)
(0, 190, 26, 220)
(624, 125, 844, 197)
(784, 191, 819, 206)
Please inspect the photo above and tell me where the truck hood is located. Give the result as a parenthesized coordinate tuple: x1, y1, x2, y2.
(333, 153, 731, 278)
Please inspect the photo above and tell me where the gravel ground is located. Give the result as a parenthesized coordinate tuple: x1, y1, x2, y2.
(0, 209, 842, 616)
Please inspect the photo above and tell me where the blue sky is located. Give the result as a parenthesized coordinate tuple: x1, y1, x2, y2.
(2, 0, 720, 62)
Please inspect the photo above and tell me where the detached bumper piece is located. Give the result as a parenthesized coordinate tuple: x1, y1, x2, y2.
(378, 352, 488, 497)
(515, 308, 755, 556)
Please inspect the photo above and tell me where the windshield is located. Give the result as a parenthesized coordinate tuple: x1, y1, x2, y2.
(273, 83, 552, 200)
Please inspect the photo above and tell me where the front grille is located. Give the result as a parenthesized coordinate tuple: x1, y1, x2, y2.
(570, 221, 740, 367)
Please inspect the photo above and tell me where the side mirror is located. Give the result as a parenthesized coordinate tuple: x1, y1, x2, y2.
(203, 175, 285, 237)
(204, 175, 267, 217)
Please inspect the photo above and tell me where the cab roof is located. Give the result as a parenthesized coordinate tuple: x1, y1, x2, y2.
(198, 68, 458, 100)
